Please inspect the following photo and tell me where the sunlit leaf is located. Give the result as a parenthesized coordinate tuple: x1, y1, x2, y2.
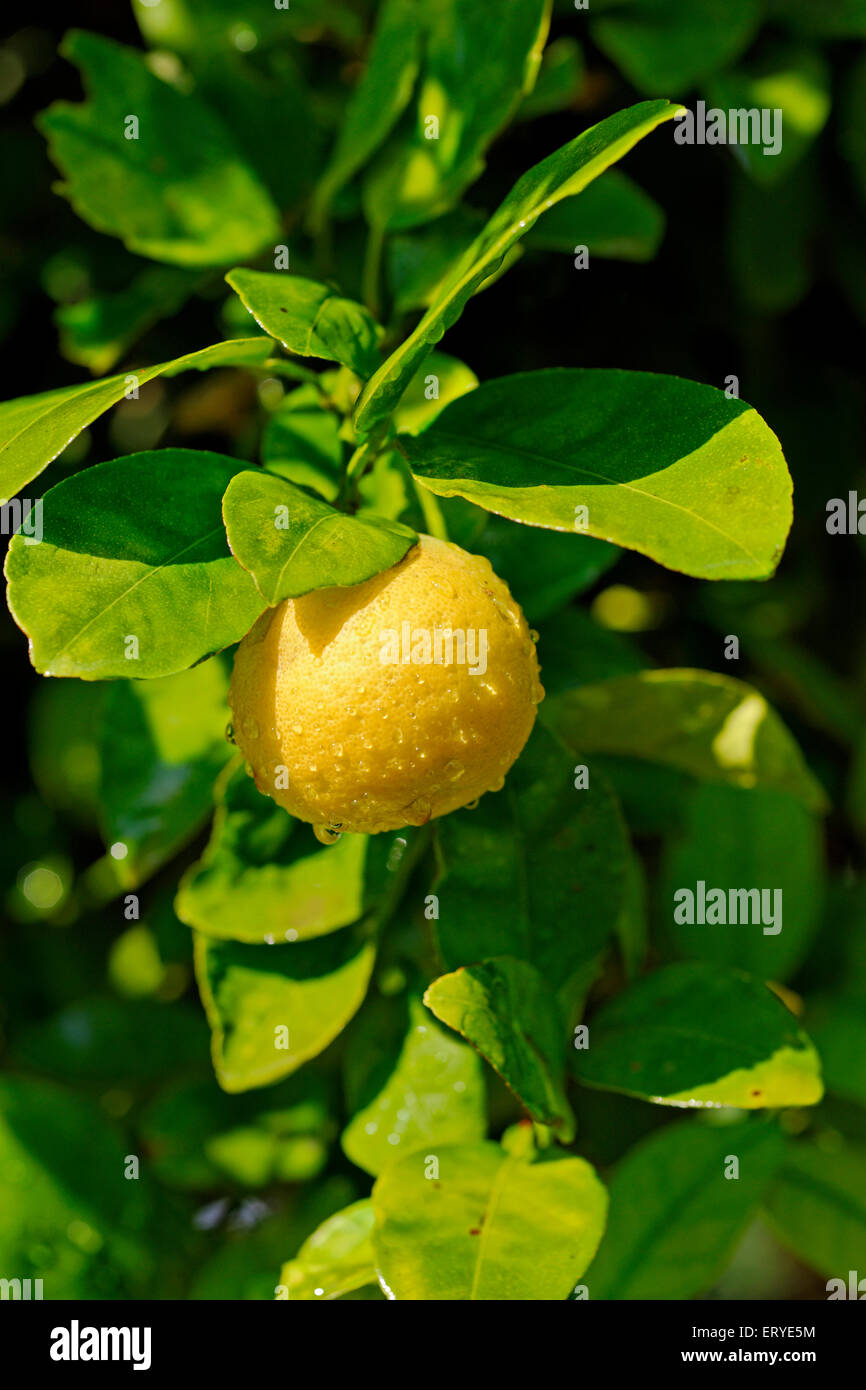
(226, 269, 382, 377)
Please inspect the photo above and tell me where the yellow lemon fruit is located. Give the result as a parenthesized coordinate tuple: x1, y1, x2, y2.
(228, 533, 543, 835)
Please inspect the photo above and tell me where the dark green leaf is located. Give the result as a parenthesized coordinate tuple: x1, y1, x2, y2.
(466, 514, 618, 623)
(403, 369, 792, 580)
(762, 1140, 866, 1278)
(354, 99, 681, 431)
(6, 450, 266, 680)
(433, 724, 630, 979)
(591, 0, 762, 95)
(540, 670, 828, 810)
(425, 958, 575, 1139)
(226, 269, 382, 377)
(222, 469, 415, 605)
(261, 384, 343, 501)
(12, 997, 207, 1082)
(56, 265, 201, 374)
(662, 783, 823, 982)
(575, 961, 823, 1109)
(705, 49, 831, 186)
(527, 170, 665, 261)
(39, 32, 279, 266)
(373, 1143, 608, 1300)
(517, 36, 585, 123)
(585, 1119, 784, 1299)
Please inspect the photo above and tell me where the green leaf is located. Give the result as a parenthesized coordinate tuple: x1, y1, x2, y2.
(139, 1073, 333, 1190)
(342, 996, 487, 1176)
(99, 658, 232, 885)
(540, 670, 828, 811)
(762, 1140, 866, 1279)
(705, 49, 831, 186)
(527, 170, 665, 261)
(591, 0, 762, 95)
(5, 450, 266, 680)
(575, 962, 823, 1109)
(584, 1119, 784, 1299)
(177, 762, 418, 945)
(0, 336, 274, 498)
(226, 269, 382, 377)
(12, 998, 207, 1083)
(39, 32, 279, 266)
(728, 160, 817, 315)
(311, 0, 424, 226)
(662, 783, 823, 982)
(56, 265, 201, 374)
(362, 0, 550, 231)
(280, 1201, 377, 1301)
(372, 1144, 608, 1300)
(261, 385, 343, 501)
(517, 36, 585, 123)
(392, 351, 478, 435)
(534, 607, 645, 696)
(194, 929, 376, 1092)
(354, 99, 681, 432)
(433, 724, 630, 979)
(806, 998, 866, 1109)
(402, 369, 792, 581)
(222, 469, 416, 605)
(386, 207, 521, 315)
(0, 1076, 152, 1299)
(466, 515, 618, 623)
(425, 958, 575, 1140)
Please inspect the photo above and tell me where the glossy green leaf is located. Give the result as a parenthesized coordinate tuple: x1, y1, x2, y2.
(342, 996, 487, 1176)
(527, 170, 665, 261)
(362, 0, 550, 231)
(662, 783, 823, 982)
(99, 658, 232, 885)
(177, 762, 418, 945)
(226, 269, 382, 377)
(425, 958, 575, 1139)
(0, 336, 274, 498)
(372, 1144, 608, 1300)
(194, 929, 376, 1092)
(280, 1201, 377, 1301)
(56, 265, 201, 374)
(591, 0, 762, 95)
(403, 369, 792, 580)
(540, 670, 828, 811)
(517, 36, 584, 122)
(311, 0, 423, 226)
(705, 49, 831, 186)
(5, 450, 266, 680)
(762, 1140, 866, 1278)
(433, 724, 630, 979)
(354, 99, 681, 431)
(386, 207, 521, 315)
(585, 1120, 784, 1300)
(222, 469, 415, 605)
(575, 962, 823, 1109)
(261, 385, 343, 501)
(39, 32, 279, 266)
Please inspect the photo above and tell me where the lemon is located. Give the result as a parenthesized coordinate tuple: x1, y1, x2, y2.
(229, 534, 543, 835)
